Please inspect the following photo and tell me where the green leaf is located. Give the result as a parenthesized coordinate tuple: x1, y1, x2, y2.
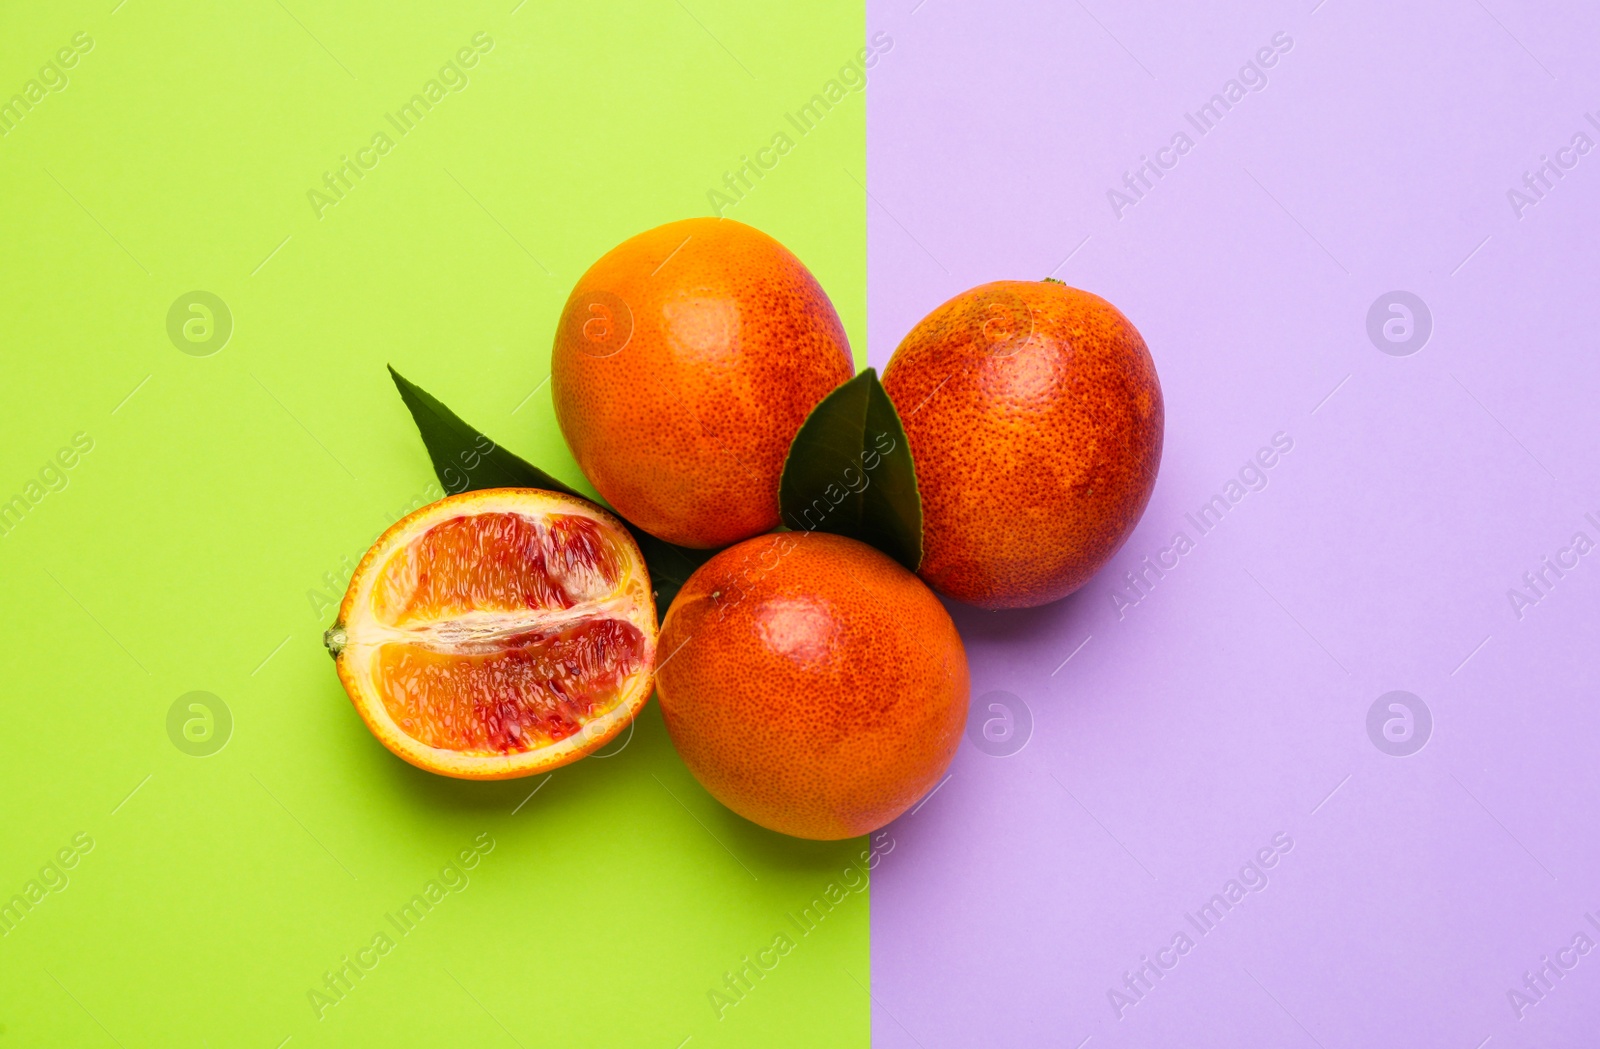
(778, 368, 922, 571)
(389, 365, 578, 497)
(387, 366, 715, 615)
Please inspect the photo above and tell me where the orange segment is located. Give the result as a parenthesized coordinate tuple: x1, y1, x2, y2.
(371, 511, 630, 625)
(372, 618, 649, 752)
(326, 488, 657, 780)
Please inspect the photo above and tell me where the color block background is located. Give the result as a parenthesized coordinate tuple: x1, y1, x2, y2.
(9, 0, 1600, 1046)
(0, 2, 869, 1046)
(867, 1, 1600, 1048)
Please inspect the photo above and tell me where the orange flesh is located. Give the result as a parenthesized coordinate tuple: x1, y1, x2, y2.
(366, 512, 647, 755)
(373, 512, 628, 624)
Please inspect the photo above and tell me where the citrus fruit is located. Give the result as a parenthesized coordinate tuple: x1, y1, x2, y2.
(323, 488, 657, 780)
(882, 280, 1163, 609)
(656, 531, 969, 840)
(552, 217, 855, 549)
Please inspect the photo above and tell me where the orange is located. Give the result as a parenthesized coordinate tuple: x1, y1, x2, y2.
(882, 280, 1163, 608)
(552, 218, 854, 549)
(324, 488, 657, 780)
(656, 532, 968, 840)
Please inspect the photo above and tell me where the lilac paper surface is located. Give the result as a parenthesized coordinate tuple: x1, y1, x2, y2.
(867, 2, 1600, 1047)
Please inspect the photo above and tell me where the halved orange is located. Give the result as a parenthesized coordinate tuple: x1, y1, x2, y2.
(324, 488, 657, 779)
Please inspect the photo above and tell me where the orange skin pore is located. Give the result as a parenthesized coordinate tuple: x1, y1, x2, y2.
(881, 280, 1164, 609)
(552, 218, 855, 549)
(656, 532, 969, 841)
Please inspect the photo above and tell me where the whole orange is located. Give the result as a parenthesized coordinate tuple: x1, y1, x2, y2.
(881, 280, 1163, 608)
(552, 218, 854, 549)
(656, 532, 969, 840)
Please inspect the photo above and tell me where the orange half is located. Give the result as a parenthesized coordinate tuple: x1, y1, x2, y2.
(325, 488, 657, 779)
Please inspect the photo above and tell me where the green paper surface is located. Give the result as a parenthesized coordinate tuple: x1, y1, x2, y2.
(0, 2, 869, 1045)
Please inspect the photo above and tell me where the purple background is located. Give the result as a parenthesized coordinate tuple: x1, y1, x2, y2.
(867, 1, 1600, 1046)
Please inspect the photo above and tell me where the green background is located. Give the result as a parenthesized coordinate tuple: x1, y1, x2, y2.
(0, 1, 869, 1044)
